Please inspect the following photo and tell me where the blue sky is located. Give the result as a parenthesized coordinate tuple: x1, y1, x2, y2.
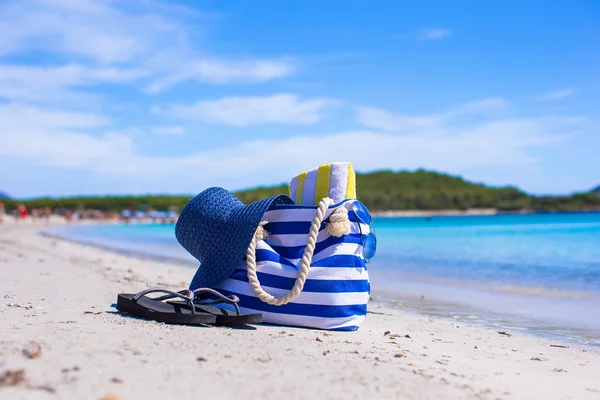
(0, 0, 598, 198)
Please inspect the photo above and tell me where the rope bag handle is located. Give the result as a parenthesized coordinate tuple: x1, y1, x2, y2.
(246, 197, 351, 306)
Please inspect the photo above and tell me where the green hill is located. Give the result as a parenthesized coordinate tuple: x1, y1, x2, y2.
(237, 169, 600, 212)
(4, 169, 600, 213)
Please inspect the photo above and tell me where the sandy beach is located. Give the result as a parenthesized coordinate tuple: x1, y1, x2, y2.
(1, 224, 599, 400)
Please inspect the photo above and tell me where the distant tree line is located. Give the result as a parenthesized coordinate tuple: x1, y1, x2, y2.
(3, 170, 600, 213)
(2, 195, 192, 213)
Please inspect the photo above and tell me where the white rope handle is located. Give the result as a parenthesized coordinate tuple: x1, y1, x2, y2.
(246, 197, 335, 306)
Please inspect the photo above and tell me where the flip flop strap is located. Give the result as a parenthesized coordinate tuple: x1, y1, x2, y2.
(132, 288, 196, 314)
(246, 197, 334, 306)
(191, 288, 241, 315)
(154, 288, 241, 315)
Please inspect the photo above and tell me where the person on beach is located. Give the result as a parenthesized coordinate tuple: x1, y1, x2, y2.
(0, 202, 5, 224)
(17, 204, 28, 223)
(44, 207, 52, 225)
(65, 210, 73, 224)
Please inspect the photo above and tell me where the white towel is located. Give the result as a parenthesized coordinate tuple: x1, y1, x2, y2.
(289, 162, 356, 205)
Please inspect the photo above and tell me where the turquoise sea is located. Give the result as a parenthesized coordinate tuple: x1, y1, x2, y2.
(47, 212, 600, 346)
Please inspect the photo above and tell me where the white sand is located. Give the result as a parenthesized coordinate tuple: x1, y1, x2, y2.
(1, 224, 599, 400)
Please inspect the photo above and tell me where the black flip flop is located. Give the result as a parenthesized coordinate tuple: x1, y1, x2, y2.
(165, 288, 263, 326)
(116, 288, 217, 326)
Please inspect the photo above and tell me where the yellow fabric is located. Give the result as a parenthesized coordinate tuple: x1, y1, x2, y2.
(346, 163, 356, 199)
(315, 163, 332, 204)
(295, 171, 308, 204)
(289, 162, 356, 205)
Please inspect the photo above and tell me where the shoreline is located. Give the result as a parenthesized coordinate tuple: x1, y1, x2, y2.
(42, 222, 600, 349)
(3, 207, 600, 226)
(1, 225, 599, 399)
(371, 208, 600, 217)
(372, 208, 500, 217)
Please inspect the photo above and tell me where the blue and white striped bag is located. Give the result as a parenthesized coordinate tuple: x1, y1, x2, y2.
(214, 198, 374, 331)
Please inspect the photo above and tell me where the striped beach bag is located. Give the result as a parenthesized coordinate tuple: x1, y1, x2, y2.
(214, 197, 376, 331)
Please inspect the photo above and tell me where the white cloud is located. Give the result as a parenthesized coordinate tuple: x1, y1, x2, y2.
(0, 0, 185, 64)
(419, 28, 452, 41)
(0, 103, 109, 129)
(0, 0, 295, 98)
(536, 88, 575, 102)
(0, 64, 149, 103)
(0, 104, 124, 169)
(356, 107, 440, 131)
(0, 101, 580, 195)
(145, 58, 295, 94)
(154, 93, 339, 126)
(153, 126, 186, 136)
(448, 98, 508, 115)
(357, 97, 508, 131)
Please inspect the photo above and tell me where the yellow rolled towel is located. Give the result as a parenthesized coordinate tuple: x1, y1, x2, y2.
(288, 162, 356, 205)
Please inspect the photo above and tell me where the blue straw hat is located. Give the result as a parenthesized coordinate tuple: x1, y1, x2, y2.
(175, 187, 294, 290)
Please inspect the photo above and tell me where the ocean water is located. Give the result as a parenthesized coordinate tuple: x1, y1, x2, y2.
(47, 212, 600, 346)
(373, 212, 600, 293)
